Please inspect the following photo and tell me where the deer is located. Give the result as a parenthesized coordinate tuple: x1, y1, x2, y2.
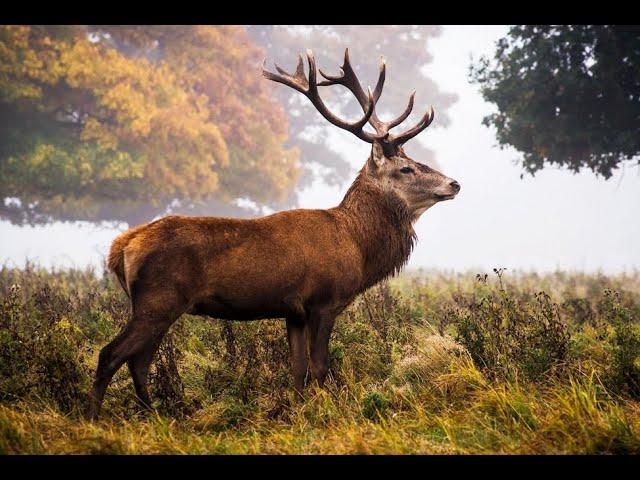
(87, 48, 460, 420)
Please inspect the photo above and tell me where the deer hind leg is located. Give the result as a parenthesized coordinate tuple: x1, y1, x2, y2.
(86, 289, 185, 420)
(87, 323, 136, 420)
(127, 328, 168, 411)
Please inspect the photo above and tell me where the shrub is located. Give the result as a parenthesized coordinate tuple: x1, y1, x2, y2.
(0, 283, 90, 412)
(361, 391, 390, 421)
(451, 274, 569, 381)
(600, 290, 640, 398)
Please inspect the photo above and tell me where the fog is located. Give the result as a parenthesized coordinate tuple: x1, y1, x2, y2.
(2, 25, 639, 273)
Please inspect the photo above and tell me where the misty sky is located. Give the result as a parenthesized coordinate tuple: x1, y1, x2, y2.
(2, 25, 639, 274)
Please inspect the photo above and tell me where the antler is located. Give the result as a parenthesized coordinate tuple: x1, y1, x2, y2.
(390, 105, 435, 147)
(318, 48, 417, 142)
(262, 50, 377, 143)
(263, 48, 434, 150)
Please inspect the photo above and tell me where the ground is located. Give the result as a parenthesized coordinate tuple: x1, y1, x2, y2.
(1, 265, 639, 454)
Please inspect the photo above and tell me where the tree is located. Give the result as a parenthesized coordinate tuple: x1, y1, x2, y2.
(0, 26, 458, 227)
(471, 25, 640, 179)
(0, 25, 299, 225)
(248, 26, 458, 193)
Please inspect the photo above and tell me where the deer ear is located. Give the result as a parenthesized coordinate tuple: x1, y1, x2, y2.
(369, 141, 387, 169)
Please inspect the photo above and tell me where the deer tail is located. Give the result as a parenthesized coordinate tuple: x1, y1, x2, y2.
(107, 229, 138, 297)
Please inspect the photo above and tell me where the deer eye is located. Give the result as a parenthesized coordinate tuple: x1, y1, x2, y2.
(400, 166, 414, 174)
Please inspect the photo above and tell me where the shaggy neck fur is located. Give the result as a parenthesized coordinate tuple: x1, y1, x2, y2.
(338, 170, 417, 291)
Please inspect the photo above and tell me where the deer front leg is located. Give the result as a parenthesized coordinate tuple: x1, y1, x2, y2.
(286, 318, 308, 395)
(307, 310, 337, 387)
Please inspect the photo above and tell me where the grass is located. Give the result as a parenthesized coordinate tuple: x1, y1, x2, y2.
(1, 263, 640, 454)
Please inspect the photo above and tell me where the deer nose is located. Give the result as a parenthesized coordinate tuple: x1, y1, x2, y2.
(450, 180, 461, 193)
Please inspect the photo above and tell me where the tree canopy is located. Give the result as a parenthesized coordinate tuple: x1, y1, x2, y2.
(0, 25, 299, 225)
(471, 25, 640, 179)
(0, 25, 457, 226)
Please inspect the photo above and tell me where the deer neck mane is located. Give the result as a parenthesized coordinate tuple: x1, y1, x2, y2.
(338, 171, 417, 290)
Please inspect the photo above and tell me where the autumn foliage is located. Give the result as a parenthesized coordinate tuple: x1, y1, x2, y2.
(0, 25, 299, 224)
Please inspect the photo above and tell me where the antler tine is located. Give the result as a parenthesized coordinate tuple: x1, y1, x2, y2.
(317, 48, 349, 83)
(306, 49, 321, 93)
(316, 48, 386, 136)
(262, 50, 378, 142)
(262, 57, 308, 94)
(316, 49, 368, 108)
(294, 54, 305, 77)
(318, 67, 343, 83)
(385, 92, 415, 131)
(358, 88, 377, 130)
(305, 50, 376, 133)
(372, 56, 386, 104)
(274, 64, 289, 76)
(389, 106, 435, 147)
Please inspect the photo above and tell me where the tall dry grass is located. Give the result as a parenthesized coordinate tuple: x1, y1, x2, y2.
(1, 263, 639, 454)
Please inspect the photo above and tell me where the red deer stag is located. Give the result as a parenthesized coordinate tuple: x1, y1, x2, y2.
(87, 48, 460, 419)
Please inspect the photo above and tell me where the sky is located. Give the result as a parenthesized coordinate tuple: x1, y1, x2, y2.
(2, 25, 639, 274)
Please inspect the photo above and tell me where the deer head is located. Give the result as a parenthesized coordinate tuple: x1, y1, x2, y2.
(263, 48, 460, 221)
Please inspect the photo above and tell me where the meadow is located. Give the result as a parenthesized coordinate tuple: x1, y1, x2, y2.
(1, 264, 640, 454)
